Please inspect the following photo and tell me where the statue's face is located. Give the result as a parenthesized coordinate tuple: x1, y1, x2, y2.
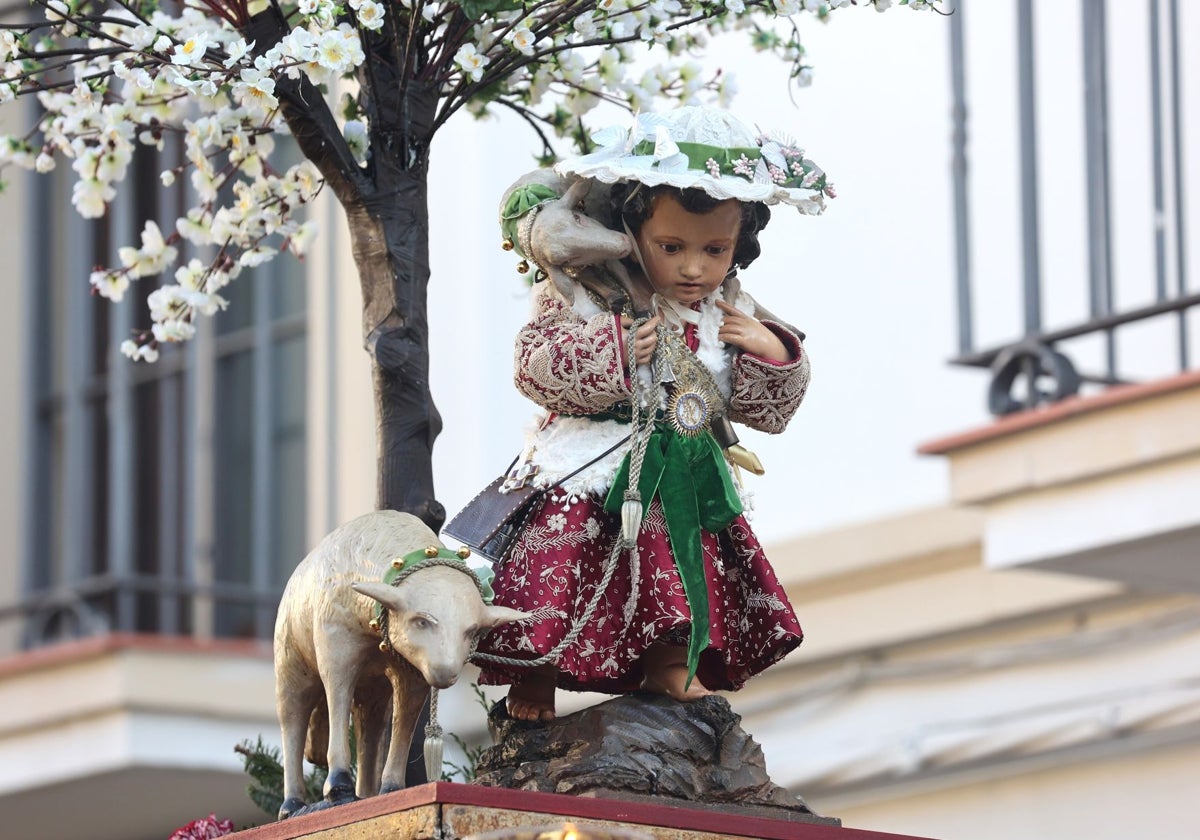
(635, 194, 741, 305)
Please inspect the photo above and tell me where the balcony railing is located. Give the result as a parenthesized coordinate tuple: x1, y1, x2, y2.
(0, 577, 281, 656)
(949, 0, 1193, 415)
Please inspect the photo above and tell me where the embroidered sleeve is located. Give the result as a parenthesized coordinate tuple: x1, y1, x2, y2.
(727, 321, 810, 434)
(514, 290, 632, 414)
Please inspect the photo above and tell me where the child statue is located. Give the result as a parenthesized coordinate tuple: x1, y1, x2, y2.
(475, 107, 831, 723)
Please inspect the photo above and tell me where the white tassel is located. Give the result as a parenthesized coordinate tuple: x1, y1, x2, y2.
(621, 490, 643, 547)
(423, 732, 443, 782)
(424, 688, 443, 782)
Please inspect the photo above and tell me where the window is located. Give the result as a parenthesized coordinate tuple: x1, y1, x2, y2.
(24, 139, 307, 646)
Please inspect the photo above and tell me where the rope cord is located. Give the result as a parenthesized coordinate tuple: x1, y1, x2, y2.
(470, 315, 665, 671)
(426, 687, 441, 739)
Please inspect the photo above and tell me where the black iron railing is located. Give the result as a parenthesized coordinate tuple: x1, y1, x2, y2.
(0, 577, 282, 654)
(949, 0, 1192, 415)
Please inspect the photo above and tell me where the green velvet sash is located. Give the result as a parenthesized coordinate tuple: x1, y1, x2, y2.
(604, 423, 743, 687)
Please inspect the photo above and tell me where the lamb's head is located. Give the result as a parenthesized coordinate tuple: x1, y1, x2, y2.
(352, 566, 527, 689)
(529, 179, 632, 273)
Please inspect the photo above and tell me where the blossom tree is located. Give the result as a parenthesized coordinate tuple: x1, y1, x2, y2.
(0, 0, 938, 529)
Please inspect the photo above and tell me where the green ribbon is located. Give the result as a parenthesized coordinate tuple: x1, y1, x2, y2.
(629, 139, 824, 192)
(499, 183, 560, 258)
(604, 423, 743, 688)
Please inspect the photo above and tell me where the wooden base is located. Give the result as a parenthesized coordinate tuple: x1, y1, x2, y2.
(230, 783, 936, 840)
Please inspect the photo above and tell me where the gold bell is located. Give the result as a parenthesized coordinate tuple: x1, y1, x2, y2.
(501, 238, 514, 251)
(516, 260, 530, 274)
(457, 546, 471, 559)
(369, 618, 380, 632)
(391, 558, 404, 570)
(424, 545, 439, 558)
(378, 641, 388, 653)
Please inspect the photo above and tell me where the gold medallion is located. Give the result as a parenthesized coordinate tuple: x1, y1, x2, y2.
(668, 388, 711, 437)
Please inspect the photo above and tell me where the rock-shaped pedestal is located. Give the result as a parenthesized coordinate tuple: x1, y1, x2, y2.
(474, 693, 830, 824)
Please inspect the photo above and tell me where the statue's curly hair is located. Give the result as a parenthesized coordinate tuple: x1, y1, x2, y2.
(609, 182, 772, 271)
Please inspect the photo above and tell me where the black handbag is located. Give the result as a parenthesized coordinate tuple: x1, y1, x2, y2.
(443, 436, 629, 563)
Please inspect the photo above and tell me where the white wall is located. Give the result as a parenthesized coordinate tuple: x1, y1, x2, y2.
(833, 737, 1200, 840)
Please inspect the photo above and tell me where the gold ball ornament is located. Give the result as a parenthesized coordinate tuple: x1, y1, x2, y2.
(457, 546, 471, 559)
(391, 558, 404, 570)
(424, 545, 439, 558)
(369, 618, 380, 632)
(501, 238, 515, 251)
(516, 260, 530, 274)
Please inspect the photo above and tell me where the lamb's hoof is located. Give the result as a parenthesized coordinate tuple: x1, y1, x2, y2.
(277, 797, 306, 821)
(323, 769, 356, 803)
(379, 781, 402, 795)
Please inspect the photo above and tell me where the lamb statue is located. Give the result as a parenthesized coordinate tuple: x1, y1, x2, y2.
(502, 172, 655, 317)
(273, 510, 527, 819)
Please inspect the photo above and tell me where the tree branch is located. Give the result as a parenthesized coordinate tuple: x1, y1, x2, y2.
(241, 7, 367, 205)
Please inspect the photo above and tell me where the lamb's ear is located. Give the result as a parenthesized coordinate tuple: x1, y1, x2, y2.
(351, 581, 409, 615)
(483, 605, 531, 628)
(546, 265, 576, 304)
(562, 177, 591, 208)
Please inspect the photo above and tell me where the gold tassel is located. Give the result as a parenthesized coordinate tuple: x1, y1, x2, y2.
(621, 490, 643, 548)
(725, 444, 765, 476)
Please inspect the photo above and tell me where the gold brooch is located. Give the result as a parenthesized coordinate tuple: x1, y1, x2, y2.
(667, 389, 711, 437)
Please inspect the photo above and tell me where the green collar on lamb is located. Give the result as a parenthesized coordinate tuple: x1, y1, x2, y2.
(372, 545, 496, 628)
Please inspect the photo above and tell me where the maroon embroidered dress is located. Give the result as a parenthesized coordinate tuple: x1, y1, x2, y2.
(477, 281, 810, 694)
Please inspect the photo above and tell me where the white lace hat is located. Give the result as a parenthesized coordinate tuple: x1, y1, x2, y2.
(555, 106, 834, 215)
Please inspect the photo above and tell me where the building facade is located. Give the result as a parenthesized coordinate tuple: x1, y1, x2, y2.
(0, 2, 1195, 838)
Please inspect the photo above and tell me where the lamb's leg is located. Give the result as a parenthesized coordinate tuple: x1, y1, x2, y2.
(353, 676, 390, 799)
(276, 661, 320, 819)
(379, 663, 430, 794)
(316, 629, 364, 801)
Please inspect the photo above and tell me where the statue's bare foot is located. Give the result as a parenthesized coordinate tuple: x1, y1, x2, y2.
(506, 666, 556, 722)
(640, 643, 713, 702)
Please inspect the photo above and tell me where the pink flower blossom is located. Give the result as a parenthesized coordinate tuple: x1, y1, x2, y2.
(168, 813, 234, 840)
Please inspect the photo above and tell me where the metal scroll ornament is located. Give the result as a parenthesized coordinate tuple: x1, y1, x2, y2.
(657, 330, 726, 438)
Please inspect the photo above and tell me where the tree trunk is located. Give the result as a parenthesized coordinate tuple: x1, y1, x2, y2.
(344, 83, 444, 529)
(245, 10, 445, 531)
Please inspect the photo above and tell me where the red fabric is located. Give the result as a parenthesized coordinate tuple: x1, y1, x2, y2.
(477, 494, 803, 694)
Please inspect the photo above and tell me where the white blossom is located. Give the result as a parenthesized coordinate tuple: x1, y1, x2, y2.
(574, 13, 598, 39)
(90, 270, 130, 302)
(121, 339, 159, 363)
(224, 38, 253, 68)
(0, 32, 20, 62)
(171, 32, 211, 66)
(356, 1, 386, 31)
(72, 178, 114, 218)
(152, 319, 196, 343)
(288, 220, 319, 257)
(511, 27, 536, 56)
(232, 68, 278, 114)
(455, 43, 489, 82)
(118, 221, 177, 278)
